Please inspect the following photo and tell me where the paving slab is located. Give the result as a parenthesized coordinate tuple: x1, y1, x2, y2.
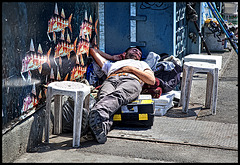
(108, 117, 238, 150)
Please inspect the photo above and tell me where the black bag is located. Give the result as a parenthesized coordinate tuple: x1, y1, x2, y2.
(62, 95, 96, 135)
(154, 55, 182, 93)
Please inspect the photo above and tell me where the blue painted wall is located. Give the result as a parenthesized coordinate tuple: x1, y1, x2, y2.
(104, 2, 201, 59)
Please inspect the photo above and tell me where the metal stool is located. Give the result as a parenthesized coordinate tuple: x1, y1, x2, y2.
(179, 62, 219, 115)
(45, 81, 90, 147)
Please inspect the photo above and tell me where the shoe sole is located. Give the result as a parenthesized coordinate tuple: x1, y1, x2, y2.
(89, 111, 107, 144)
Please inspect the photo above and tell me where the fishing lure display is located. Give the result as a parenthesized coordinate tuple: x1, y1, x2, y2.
(21, 39, 51, 79)
(20, 3, 98, 114)
(47, 3, 73, 43)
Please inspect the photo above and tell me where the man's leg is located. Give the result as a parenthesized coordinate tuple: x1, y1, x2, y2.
(89, 76, 142, 143)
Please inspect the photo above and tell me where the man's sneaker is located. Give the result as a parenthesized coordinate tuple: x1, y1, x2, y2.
(89, 110, 107, 144)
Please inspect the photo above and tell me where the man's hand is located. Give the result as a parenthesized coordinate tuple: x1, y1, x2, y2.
(112, 53, 125, 61)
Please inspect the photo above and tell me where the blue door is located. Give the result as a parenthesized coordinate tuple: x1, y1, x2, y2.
(103, 2, 189, 59)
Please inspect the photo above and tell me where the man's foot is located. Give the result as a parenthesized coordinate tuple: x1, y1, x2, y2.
(89, 110, 107, 144)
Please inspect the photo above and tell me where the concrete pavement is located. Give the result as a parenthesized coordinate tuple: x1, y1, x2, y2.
(13, 117, 238, 163)
(13, 50, 238, 163)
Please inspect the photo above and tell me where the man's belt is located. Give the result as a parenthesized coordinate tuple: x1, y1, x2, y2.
(106, 72, 141, 83)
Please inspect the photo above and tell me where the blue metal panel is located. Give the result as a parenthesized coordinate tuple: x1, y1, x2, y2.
(104, 2, 130, 54)
(103, 2, 193, 59)
(136, 2, 174, 58)
(104, 2, 175, 58)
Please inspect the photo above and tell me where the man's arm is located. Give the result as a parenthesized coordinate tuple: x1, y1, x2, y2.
(89, 48, 108, 68)
(89, 48, 123, 67)
(94, 48, 114, 60)
(114, 66, 156, 85)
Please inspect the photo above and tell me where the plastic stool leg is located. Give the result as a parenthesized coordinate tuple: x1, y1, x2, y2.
(54, 95, 62, 134)
(211, 68, 219, 115)
(179, 65, 187, 107)
(45, 88, 52, 143)
(72, 92, 84, 147)
(205, 72, 213, 109)
(182, 66, 194, 113)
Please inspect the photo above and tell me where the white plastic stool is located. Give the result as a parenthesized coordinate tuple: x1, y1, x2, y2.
(184, 54, 222, 70)
(45, 81, 90, 147)
(179, 62, 219, 115)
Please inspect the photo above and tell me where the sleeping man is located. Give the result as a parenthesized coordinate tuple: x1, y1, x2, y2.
(88, 46, 155, 143)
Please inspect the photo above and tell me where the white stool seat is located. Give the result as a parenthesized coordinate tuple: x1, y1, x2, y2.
(45, 81, 90, 147)
(184, 54, 222, 70)
(179, 62, 219, 115)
